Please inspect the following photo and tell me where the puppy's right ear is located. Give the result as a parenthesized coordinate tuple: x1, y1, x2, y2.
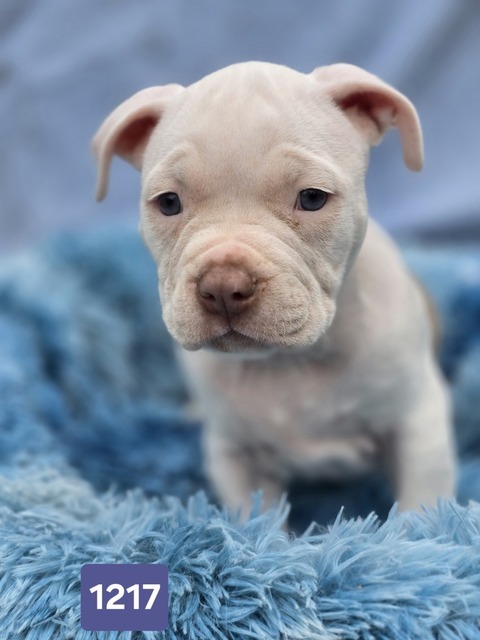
(92, 84, 184, 201)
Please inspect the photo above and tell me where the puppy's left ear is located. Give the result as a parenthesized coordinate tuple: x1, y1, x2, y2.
(311, 64, 423, 171)
(92, 84, 184, 201)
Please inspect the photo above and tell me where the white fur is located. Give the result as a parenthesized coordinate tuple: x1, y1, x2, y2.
(93, 62, 456, 519)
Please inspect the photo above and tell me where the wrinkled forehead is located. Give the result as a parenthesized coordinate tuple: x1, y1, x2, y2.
(143, 64, 357, 187)
(177, 62, 317, 126)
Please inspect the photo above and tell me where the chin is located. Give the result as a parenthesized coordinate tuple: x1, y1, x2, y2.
(206, 330, 272, 354)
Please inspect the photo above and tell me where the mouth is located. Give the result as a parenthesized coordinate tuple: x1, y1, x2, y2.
(179, 311, 317, 354)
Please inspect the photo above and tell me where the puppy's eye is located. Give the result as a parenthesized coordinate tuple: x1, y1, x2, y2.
(296, 188, 329, 211)
(156, 192, 182, 216)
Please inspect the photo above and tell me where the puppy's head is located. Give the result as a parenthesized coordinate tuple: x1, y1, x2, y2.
(93, 62, 422, 353)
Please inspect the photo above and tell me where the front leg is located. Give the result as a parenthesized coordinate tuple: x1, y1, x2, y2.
(203, 428, 284, 520)
(388, 364, 456, 511)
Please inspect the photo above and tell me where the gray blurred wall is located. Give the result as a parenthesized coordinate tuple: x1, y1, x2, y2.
(1, 0, 479, 255)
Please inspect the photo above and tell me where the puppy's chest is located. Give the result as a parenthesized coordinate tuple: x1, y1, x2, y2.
(213, 360, 381, 479)
(218, 359, 371, 440)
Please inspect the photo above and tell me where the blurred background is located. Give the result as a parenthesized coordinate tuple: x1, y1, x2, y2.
(0, 0, 479, 256)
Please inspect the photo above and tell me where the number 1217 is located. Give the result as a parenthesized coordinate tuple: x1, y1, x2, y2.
(89, 583, 161, 611)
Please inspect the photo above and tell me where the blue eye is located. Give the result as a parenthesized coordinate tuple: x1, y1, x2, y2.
(297, 188, 329, 211)
(156, 192, 182, 216)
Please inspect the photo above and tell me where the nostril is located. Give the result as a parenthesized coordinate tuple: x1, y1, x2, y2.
(231, 276, 257, 302)
(232, 291, 248, 301)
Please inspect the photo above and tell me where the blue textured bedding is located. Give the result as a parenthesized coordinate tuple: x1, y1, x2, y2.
(1, 228, 480, 639)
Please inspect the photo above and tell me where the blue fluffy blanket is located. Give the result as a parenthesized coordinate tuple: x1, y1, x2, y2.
(1, 228, 480, 639)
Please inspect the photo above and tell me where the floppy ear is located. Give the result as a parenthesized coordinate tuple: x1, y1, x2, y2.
(311, 64, 423, 171)
(92, 84, 184, 201)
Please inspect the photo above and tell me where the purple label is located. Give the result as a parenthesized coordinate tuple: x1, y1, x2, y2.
(81, 564, 168, 631)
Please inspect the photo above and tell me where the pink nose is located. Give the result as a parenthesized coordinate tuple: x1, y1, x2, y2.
(197, 265, 257, 318)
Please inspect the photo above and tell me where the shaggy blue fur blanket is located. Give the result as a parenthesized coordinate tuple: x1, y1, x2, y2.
(1, 228, 480, 639)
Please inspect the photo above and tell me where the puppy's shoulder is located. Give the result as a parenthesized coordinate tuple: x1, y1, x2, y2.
(343, 220, 431, 353)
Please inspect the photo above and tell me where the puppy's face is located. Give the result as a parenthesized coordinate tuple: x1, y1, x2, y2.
(93, 63, 423, 353)
(140, 70, 368, 352)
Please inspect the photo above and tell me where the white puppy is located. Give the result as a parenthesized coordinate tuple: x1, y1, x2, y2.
(93, 62, 456, 518)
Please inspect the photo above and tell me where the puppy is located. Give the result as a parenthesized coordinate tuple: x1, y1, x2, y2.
(93, 62, 456, 519)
